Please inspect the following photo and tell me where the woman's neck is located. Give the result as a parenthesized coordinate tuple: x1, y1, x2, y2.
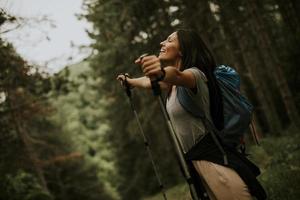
(161, 58, 182, 70)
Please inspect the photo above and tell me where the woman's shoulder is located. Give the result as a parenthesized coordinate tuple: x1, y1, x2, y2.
(185, 67, 207, 82)
(180, 67, 209, 98)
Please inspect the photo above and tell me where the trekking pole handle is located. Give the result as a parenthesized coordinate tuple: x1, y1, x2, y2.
(118, 73, 132, 97)
(138, 53, 162, 96)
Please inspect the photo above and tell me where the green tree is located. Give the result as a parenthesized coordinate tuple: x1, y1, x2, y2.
(0, 9, 115, 200)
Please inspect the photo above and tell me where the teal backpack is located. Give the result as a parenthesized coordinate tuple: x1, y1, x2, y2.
(177, 65, 254, 150)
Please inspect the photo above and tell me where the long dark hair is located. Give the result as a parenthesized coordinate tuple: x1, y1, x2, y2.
(176, 29, 224, 130)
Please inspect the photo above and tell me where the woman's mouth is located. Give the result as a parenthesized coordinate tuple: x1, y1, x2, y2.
(160, 49, 166, 54)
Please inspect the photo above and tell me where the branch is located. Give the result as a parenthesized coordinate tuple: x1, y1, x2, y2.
(39, 152, 83, 167)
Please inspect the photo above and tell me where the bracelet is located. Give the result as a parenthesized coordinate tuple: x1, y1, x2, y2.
(155, 67, 166, 81)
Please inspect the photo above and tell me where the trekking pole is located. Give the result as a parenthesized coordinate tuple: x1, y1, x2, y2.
(120, 75, 168, 200)
(250, 120, 260, 145)
(150, 80, 199, 200)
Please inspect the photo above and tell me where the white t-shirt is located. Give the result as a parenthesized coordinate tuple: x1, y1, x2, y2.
(166, 67, 213, 153)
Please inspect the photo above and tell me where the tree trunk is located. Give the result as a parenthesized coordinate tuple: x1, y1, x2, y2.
(247, 0, 300, 128)
(9, 98, 50, 193)
(215, 0, 281, 133)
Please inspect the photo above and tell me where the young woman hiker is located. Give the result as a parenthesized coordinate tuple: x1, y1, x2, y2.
(117, 29, 266, 200)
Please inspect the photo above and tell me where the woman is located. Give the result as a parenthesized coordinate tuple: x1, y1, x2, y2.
(117, 29, 265, 200)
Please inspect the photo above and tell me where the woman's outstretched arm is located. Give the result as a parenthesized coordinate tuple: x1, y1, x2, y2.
(140, 55, 196, 89)
(116, 75, 170, 90)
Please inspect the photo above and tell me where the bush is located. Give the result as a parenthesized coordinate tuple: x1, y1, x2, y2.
(1, 170, 53, 200)
(249, 134, 300, 200)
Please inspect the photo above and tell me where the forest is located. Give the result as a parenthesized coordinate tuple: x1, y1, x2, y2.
(0, 0, 299, 199)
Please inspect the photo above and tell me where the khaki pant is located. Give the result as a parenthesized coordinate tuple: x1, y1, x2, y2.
(193, 160, 252, 200)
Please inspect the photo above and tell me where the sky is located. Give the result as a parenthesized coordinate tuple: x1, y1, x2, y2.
(0, 0, 92, 73)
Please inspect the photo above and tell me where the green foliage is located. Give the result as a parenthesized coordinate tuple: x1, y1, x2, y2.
(45, 158, 115, 200)
(249, 134, 300, 200)
(0, 10, 116, 200)
(143, 183, 190, 200)
(1, 171, 52, 200)
(48, 62, 119, 199)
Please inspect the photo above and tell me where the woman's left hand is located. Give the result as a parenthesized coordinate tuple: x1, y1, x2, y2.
(136, 55, 164, 78)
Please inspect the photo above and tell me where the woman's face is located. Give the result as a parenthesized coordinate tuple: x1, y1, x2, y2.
(158, 32, 181, 64)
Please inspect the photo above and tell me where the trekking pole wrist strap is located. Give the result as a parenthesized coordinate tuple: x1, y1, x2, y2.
(123, 73, 133, 87)
(155, 66, 166, 82)
(122, 73, 133, 97)
(150, 66, 165, 96)
(151, 79, 161, 96)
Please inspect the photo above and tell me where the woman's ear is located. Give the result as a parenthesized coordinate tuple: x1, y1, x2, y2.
(178, 51, 183, 57)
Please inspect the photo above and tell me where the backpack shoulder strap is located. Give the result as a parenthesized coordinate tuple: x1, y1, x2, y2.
(176, 86, 205, 118)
